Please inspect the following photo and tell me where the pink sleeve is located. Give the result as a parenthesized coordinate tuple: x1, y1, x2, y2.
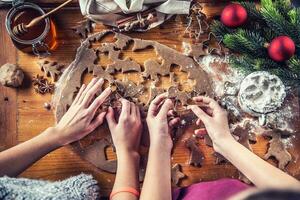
(172, 178, 251, 200)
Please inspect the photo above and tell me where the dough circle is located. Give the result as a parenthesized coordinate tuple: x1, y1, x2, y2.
(238, 71, 286, 115)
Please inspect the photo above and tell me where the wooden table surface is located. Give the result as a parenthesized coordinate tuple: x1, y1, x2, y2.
(0, 0, 300, 197)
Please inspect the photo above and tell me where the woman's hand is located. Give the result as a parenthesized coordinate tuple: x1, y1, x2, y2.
(54, 78, 111, 146)
(106, 99, 142, 156)
(188, 96, 234, 153)
(146, 93, 180, 152)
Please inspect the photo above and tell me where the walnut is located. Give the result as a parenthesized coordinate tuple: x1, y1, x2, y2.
(0, 63, 24, 88)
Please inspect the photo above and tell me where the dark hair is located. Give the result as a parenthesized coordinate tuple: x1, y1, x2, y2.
(245, 189, 300, 200)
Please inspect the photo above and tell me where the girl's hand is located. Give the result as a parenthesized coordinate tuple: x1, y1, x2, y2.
(106, 99, 142, 156)
(146, 93, 180, 152)
(54, 78, 111, 146)
(188, 96, 235, 153)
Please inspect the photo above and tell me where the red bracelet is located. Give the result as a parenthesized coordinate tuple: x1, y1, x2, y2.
(110, 187, 140, 200)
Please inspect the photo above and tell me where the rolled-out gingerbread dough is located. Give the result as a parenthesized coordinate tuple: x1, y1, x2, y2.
(53, 30, 213, 173)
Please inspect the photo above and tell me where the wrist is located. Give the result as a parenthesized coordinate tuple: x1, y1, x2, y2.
(43, 126, 71, 147)
(149, 130, 173, 151)
(213, 134, 237, 154)
(149, 140, 172, 155)
(116, 149, 140, 161)
(39, 127, 63, 149)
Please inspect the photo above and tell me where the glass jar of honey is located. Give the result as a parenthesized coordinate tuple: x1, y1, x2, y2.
(5, 1, 57, 56)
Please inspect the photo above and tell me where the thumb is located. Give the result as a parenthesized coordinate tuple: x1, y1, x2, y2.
(106, 107, 117, 129)
(188, 105, 210, 124)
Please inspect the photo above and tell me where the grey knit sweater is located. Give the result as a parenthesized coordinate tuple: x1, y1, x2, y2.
(0, 174, 100, 200)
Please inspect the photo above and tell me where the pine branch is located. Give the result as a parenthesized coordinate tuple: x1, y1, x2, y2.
(239, 1, 262, 20)
(287, 56, 300, 73)
(288, 8, 300, 46)
(288, 7, 300, 25)
(262, 28, 278, 42)
(223, 0, 300, 87)
(268, 68, 299, 86)
(260, 0, 298, 42)
(230, 55, 281, 71)
(223, 29, 267, 57)
(230, 55, 299, 86)
(229, 56, 255, 74)
(210, 20, 233, 39)
(273, 0, 292, 19)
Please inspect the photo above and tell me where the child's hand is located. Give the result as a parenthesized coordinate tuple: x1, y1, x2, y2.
(54, 78, 111, 146)
(188, 96, 234, 153)
(106, 99, 142, 156)
(146, 93, 180, 151)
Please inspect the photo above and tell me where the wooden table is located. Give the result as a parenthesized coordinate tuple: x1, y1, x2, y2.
(1, 0, 300, 198)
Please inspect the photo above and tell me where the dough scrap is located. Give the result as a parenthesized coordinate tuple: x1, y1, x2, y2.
(132, 39, 154, 51)
(98, 43, 120, 61)
(142, 59, 169, 82)
(185, 135, 204, 167)
(168, 86, 190, 106)
(78, 138, 117, 173)
(98, 43, 141, 74)
(114, 33, 132, 49)
(172, 110, 198, 141)
(263, 130, 292, 170)
(0, 63, 24, 88)
(93, 66, 114, 83)
(72, 19, 94, 39)
(171, 163, 186, 186)
(115, 79, 144, 99)
(107, 58, 141, 74)
(146, 87, 165, 106)
(182, 42, 208, 60)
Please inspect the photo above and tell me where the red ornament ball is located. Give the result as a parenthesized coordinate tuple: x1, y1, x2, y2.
(221, 4, 248, 28)
(268, 36, 296, 62)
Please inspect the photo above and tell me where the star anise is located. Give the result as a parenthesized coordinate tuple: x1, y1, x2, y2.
(32, 75, 55, 94)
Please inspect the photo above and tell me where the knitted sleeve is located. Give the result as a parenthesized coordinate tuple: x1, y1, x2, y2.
(0, 173, 100, 200)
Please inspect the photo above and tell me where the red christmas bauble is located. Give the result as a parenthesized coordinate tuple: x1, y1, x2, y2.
(268, 36, 296, 62)
(221, 4, 248, 28)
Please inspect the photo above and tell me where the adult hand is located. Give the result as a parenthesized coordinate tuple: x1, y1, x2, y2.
(54, 78, 111, 146)
(146, 93, 180, 151)
(106, 99, 142, 156)
(188, 96, 234, 153)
